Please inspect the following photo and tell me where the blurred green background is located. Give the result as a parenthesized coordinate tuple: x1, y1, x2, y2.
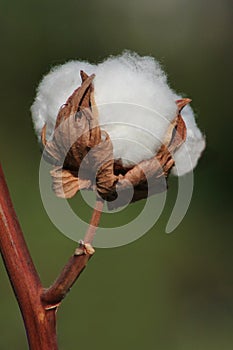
(0, 0, 232, 349)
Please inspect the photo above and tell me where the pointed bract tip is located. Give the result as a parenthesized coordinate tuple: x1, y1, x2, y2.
(176, 98, 192, 112)
(80, 70, 88, 82)
(80, 70, 95, 83)
(41, 123, 47, 146)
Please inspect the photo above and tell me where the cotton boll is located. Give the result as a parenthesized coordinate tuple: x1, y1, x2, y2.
(31, 51, 205, 176)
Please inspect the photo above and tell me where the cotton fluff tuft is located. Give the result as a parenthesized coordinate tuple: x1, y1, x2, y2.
(31, 51, 205, 176)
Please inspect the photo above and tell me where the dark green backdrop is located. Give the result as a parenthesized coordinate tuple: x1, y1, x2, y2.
(0, 0, 232, 349)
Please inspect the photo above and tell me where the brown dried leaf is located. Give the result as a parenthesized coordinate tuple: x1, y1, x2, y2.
(161, 98, 189, 153)
(94, 132, 118, 200)
(42, 71, 101, 169)
(168, 114, 186, 153)
(55, 73, 95, 128)
(176, 98, 192, 113)
(108, 149, 173, 209)
(50, 167, 91, 198)
(42, 70, 116, 200)
(74, 131, 117, 200)
(42, 112, 89, 167)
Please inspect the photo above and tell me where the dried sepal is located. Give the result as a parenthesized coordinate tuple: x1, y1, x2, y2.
(176, 98, 192, 113)
(50, 167, 92, 198)
(42, 73, 100, 167)
(167, 99, 189, 153)
(42, 71, 116, 199)
(81, 131, 117, 200)
(55, 72, 96, 128)
(107, 147, 173, 209)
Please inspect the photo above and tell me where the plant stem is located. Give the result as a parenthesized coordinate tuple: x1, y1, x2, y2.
(0, 164, 58, 349)
(83, 197, 104, 244)
(41, 197, 104, 307)
(0, 165, 104, 349)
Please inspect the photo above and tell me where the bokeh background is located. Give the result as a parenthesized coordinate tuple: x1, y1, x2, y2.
(0, 0, 233, 349)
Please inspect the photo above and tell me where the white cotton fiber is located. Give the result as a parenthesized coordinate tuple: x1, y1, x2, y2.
(31, 51, 205, 175)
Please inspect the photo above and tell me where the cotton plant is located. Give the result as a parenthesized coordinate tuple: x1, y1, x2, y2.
(0, 52, 206, 350)
(31, 51, 205, 212)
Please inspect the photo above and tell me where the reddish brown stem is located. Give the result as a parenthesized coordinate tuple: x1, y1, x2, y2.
(0, 164, 103, 349)
(41, 197, 104, 306)
(83, 197, 104, 244)
(41, 253, 91, 307)
(0, 164, 58, 349)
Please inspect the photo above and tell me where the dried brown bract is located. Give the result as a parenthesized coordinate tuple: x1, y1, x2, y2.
(41, 71, 189, 209)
